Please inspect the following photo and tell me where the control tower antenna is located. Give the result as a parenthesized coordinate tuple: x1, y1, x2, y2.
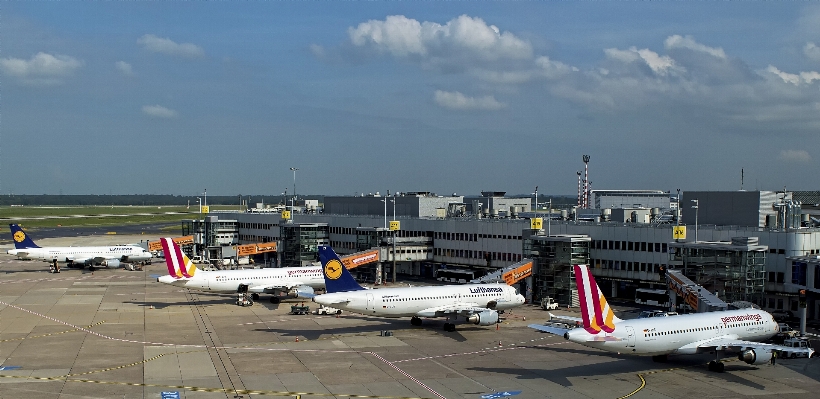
(576, 171, 582, 208)
(582, 155, 590, 209)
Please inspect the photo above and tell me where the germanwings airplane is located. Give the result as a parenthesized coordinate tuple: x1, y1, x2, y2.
(6, 224, 152, 270)
(312, 245, 525, 331)
(529, 264, 815, 372)
(156, 238, 324, 304)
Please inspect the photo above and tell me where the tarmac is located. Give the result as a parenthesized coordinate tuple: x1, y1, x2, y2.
(0, 234, 819, 398)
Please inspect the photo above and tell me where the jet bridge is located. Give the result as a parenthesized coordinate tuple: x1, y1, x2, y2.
(667, 269, 728, 313)
(471, 259, 533, 285)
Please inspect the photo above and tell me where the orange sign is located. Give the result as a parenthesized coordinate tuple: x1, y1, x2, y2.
(502, 261, 532, 285)
(148, 236, 194, 251)
(668, 273, 698, 309)
(341, 250, 380, 269)
(237, 242, 278, 256)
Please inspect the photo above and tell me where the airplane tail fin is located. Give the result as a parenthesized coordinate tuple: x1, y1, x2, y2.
(574, 264, 619, 334)
(9, 224, 40, 249)
(160, 238, 197, 279)
(318, 245, 365, 293)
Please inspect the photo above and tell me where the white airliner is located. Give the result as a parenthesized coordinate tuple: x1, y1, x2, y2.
(156, 238, 324, 304)
(529, 264, 815, 372)
(7, 224, 152, 270)
(312, 245, 525, 331)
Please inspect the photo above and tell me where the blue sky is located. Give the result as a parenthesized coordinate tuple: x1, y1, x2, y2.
(3, 2, 820, 196)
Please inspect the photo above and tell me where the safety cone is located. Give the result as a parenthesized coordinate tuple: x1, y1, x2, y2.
(498, 340, 502, 347)
(496, 323, 499, 330)
(335, 313, 340, 318)
(295, 336, 299, 342)
(523, 316, 526, 321)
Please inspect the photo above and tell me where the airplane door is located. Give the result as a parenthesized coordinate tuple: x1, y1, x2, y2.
(366, 293, 374, 310)
(625, 326, 636, 347)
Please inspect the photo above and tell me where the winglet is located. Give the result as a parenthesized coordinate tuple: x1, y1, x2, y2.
(574, 264, 619, 334)
(160, 238, 196, 279)
(9, 224, 40, 249)
(318, 245, 365, 293)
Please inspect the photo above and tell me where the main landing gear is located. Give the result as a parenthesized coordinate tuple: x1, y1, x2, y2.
(707, 361, 725, 372)
(410, 316, 422, 326)
(442, 323, 456, 332)
(270, 296, 281, 304)
(708, 351, 726, 372)
(251, 293, 260, 301)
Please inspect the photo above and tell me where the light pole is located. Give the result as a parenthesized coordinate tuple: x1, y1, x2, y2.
(381, 198, 387, 229)
(391, 195, 396, 284)
(289, 167, 298, 202)
(691, 199, 699, 242)
(676, 189, 681, 226)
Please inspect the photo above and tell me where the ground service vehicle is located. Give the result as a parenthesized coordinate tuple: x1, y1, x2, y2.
(541, 297, 559, 310)
(313, 305, 342, 315)
(778, 337, 814, 358)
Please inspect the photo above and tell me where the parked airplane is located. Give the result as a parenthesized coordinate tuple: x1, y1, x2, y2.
(529, 264, 815, 372)
(156, 238, 323, 304)
(313, 245, 525, 331)
(6, 224, 152, 270)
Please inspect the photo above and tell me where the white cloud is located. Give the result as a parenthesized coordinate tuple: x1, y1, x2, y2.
(767, 65, 801, 85)
(535, 56, 578, 79)
(664, 35, 726, 59)
(348, 14, 532, 62)
(0, 52, 82, 84)
(115, 61, 134, 76)
(805, 42, 820, 62)
(142, 104, 178, 118)
(137, 34, 204, 58)
(766, 65, 820, 85)
(605, 47, 680, 76)
(434, 90, 505, 111)
(779, 149, 811, 163)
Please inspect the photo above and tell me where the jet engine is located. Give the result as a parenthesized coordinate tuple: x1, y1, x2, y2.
(739, 349, 772, 365)
(101, 259, 120, 268)
(467, 310, 499, 326)
(288, 285, 315, 299)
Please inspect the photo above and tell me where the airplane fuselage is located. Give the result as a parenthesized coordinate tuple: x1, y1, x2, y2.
(567, 309, 777, 356)
(8, 245, 151, 264)
(158, 267, 325, 293)
(314, 283, 524, 317)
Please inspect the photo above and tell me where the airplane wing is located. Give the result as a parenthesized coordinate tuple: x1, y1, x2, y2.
(248, 283, 316, 299)
(692, 336, 813, 356)
(415, 302, 487, 317)
(528, 323, 571, 335)
(548, 312, 583, 325)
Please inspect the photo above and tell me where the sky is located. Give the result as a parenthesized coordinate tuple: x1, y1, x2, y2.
(2, 2, 820, 197)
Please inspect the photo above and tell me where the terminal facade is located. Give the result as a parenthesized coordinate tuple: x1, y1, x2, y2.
(194, 190, 820, 322)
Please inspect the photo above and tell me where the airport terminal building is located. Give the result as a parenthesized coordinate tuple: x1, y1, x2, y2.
(199, 190, 820, 322)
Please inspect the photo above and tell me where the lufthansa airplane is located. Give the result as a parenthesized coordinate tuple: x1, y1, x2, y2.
(312, 245, 525, 331)
(7, 224, 152, 270)
(529, 264, 814, 372)
(157, 238, 324, 304)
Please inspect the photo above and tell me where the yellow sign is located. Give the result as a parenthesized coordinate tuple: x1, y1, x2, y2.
(282, 210, 291, 220)
(530, 218, 543, 230)
(389, 221, 401, 231)
(201, 205, 210, 214)
(673, 226, 687, 240)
